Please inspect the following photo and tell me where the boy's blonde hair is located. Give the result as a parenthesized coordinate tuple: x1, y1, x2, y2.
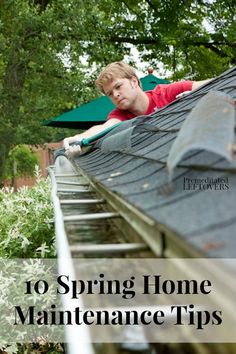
(95, 61, 141, 93)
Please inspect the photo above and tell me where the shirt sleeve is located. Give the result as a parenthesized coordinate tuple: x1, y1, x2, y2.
(156, 81, 193, 104)
(107, 108, 130, 121)
(107, 108, 125, 121)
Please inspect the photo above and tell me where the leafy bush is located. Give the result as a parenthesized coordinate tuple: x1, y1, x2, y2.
(4, 144, 39, 180)
(0, 342, 64, 354)
(0, 167, 55, 258)
(0, 258, 64, 353)
(0, 168, 64, 353)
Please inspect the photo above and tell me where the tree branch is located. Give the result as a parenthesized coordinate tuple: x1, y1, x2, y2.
(143, 0, 158, 13)
(33, 0, 50, 12)
(121, 0, 140, 17)
(109, 35, 159, 45)
(110, 33, 235, 58)
(189, 41, 236, 58)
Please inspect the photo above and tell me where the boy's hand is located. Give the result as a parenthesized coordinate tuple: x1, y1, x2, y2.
(176, 90, 191, 99)
(63, 137, 71, 151)
(63, 137, 82, 158)
(64, 144, 82, 159)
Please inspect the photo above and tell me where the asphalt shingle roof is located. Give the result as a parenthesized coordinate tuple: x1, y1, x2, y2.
(73, 67, 236, 258)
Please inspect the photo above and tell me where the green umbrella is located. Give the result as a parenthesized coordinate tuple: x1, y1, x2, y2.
(42, 74, 169, 129)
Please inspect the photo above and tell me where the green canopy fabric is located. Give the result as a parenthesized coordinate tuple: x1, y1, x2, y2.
(42, 74, 169, 129)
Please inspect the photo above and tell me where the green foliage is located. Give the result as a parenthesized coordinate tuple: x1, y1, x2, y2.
(0, 0, 235, 182)
(0, 167, 60, 351)
(4, 144, 39, 179)
(0, 342, 64, 354)
(0, 257, 64, 351)
(0, 168, 55, 258)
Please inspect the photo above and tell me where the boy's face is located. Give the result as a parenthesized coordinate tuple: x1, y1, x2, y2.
(103, 76, 139, 110)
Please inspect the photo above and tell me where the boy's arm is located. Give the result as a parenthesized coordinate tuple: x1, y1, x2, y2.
(192, 79, 213, 90)
(176, 78, 213, 98)
(63, 118, 121, 158)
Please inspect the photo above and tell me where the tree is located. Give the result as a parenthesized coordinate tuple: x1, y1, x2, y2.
(0, 0, 109, 185)
(101, 0, 235, 79)
(5, 144, 39, 181)
(0, 0, 235, 185)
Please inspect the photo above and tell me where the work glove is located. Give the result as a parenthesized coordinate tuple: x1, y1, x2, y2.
(63, 138, 82, 159)
(176, 90, 191, 99)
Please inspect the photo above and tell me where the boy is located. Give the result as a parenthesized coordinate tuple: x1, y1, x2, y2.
(64, 61, 210, 157)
